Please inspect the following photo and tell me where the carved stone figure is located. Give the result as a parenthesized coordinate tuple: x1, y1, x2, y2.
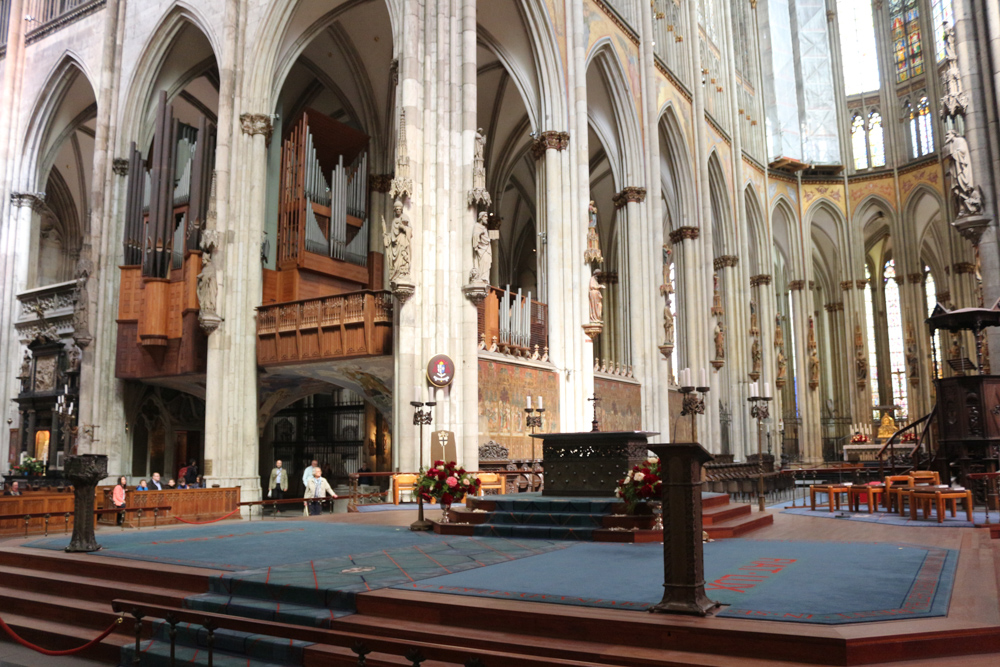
(776, 348, 787, 381)
(711, 272, 723, 316)
(809, 348, 820, 387)
(382, 198, 412, 283)
(943, 130, 983, 217)
(18, 350, 31, 380)
(714, 322, 725, 360)
(65, 341, 82, 373)
(72, 257, 94, 347)
(197, 253, 218, 315)
(751, 337, 762, 376)
(856, 357, 868, 382)
(774, 317, 784, 349)
(905, 321, 919, 382)
(589, 271, 605, 323)
(663, 306, 674, 347)
(749, 299, 759, 337)
(470, 211, 492, 284)
(585, 201, 603, 264)
(660, 243, 673, 296)
(939, 27, 968, 121)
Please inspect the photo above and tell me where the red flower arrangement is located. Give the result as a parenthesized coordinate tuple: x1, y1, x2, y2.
(615, 458, 662, 512)
(850, 433, 870, 444)
(415, 460, 481, 506)
(901, 431, 917, 443)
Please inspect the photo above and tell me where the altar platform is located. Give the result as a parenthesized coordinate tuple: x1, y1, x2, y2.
(1, 505, 999, 666)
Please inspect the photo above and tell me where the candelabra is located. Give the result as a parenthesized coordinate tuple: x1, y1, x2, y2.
(678, 385, 709, 442)
(525, 407, 544, 433)
(55, 392, 76, 463)
(748, 394, 772, 512)
(409, 399, 435, 531)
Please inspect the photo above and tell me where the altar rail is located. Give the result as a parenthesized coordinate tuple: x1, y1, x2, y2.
(98, 486, 240, 527)
(257, 290, 392, 365)
(0, 493, 74, 535)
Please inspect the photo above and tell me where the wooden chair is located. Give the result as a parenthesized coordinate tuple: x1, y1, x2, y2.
(910, 470, 940, 486)
(475, 472, 505, 496)
(392, 473, 419, 504)
(884, 475, 914, 512)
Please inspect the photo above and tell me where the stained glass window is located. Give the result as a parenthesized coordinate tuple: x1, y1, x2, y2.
(925, 266, 943, 378)
(864, 268, 879, 411)
(852, 114, 869, 170)
(837, 0, 881, 95)
(868, 111, 886, 167)
(884, 260, 908, 420)
(932, 0, 954, 62)
(892, 0, 924, 82)
(918, 96, 934, 153)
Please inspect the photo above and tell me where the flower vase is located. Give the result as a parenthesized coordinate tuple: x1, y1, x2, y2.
(440, 503, 451, 523)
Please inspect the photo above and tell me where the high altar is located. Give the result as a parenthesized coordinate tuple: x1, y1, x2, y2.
(531, 431, 657, 496)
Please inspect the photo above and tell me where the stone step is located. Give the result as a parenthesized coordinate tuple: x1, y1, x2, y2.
(185, 592, 353, 628)
(0, 563, 190, 608)
(469, 497, 620, 514)
(702, 502, 751, 526)
(149, 618, 311, 665)
(471, 524, 595, 540)
(120, 640, 290, 667)
(486, 511, 606, 527)
(703, 511, 774, 539)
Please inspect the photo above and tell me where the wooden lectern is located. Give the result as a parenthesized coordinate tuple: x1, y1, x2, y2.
(647, 442, 719, 616)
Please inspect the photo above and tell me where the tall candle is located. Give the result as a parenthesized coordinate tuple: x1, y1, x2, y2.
(537, 395, 543, 410)
(701, 369, 708, 388)
(526, 395, 532, 409)
(764, 382, 770, 398)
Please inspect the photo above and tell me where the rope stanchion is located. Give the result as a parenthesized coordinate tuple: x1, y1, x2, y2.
(0, 613, 122, 656)
(172, 507, 242, 525)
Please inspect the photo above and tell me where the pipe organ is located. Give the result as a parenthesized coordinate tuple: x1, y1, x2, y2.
(116, 90, 216, 379)
(266, 109, 375, 304)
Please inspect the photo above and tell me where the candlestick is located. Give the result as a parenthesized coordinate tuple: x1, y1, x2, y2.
(764, 382, 769, 398)
(701, 368, 708, 388)
(537, 395, 543, 410)
(526, 395, 532, 409)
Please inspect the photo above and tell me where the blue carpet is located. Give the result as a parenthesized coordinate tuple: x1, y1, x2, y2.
(393, 539, 958, 624)
(25, 522, 453, 570)
(778, 500, 990, 527)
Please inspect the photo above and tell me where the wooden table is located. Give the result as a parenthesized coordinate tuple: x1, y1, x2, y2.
(810, 484, 852, 512)
(849, 484, 885, 513)
(910, 488, 974, 523)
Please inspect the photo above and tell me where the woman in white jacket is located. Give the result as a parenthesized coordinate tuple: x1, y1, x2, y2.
(304, 467, 338, 516)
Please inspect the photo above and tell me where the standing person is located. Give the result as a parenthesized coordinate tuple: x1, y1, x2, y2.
(149, 473, 164, 490)
(113, 477, 127, 526)
(301, 459, 320, 487)
(268, 460, 289, 511)
(183, 460, 198, 485)
(303, 468, 338, 517)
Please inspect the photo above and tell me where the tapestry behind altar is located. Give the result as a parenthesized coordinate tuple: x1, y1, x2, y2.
(478, 360, 559, 460)
(594, 378, 641, 432)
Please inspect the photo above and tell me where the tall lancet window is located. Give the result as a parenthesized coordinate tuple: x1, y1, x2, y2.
(852, 114, 869, 170)
(837, 0, 881, 95)
(917, 96, 934, 154)
(932, 0, 954, 62)
(864, 267, 879, 413)
(668, 261, 678, 384)
(884, 259, 908, 420)
(891, 0, 924, 82)
(868, 111, 886, 167)
(924, 266, 943, 378)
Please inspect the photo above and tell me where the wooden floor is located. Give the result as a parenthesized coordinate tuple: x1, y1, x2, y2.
(1, 505, 998, 666)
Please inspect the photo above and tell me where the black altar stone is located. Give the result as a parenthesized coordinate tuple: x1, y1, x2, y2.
(647, 442, 719, 616)
(64, 454, 107, 553)
(532, 431, 657, 496)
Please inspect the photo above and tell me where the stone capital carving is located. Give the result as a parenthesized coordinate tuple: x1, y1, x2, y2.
(936, 290, 951, 304)
(749, 274, 772, 287)
(10, 192, 46, 210)
(112, 158, 129, 176)
(809, 280, 816, 290)
(530, 131, 570, 160)
(953, 262, 976, 275)
(239, 113, 274, 143)
(906, 273, 922, 284)
(856, 279, 868, 289)
(668, 226, 700, 244)
(824, 302, 844, 312)
(370, 173, 393, 193)
(612, 186, 647, 209)
(713, 255, 739, 271)
(788, 280, 805, 291)
(840, 280, 854, 291)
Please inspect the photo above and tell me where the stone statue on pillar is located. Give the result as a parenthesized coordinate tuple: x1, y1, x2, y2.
(589, 271, 605, 323)
(713, 322, 725, 363)
(469, 211, 492, 284)
(197, 225, 222, 335)
(383, 199, 413, 285)
(584, 201, 603, 264)
(750, 337, 761, 381)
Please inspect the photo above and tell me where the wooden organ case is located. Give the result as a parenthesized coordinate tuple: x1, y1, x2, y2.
(263, 109, 380, 304)
(116, 91, 216, 380)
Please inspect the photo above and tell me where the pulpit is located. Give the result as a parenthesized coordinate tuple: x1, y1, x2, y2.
(648, 442, 719, 616)
(64, 454, 107, 552)
(531, 431, 656, 496)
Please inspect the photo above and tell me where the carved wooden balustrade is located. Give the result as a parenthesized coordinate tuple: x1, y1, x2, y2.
(257, 290, 393, 365)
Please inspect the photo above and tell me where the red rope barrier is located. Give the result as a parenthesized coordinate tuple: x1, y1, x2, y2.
(172, 507, 242, 525)
(0, 613, 122, 656)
